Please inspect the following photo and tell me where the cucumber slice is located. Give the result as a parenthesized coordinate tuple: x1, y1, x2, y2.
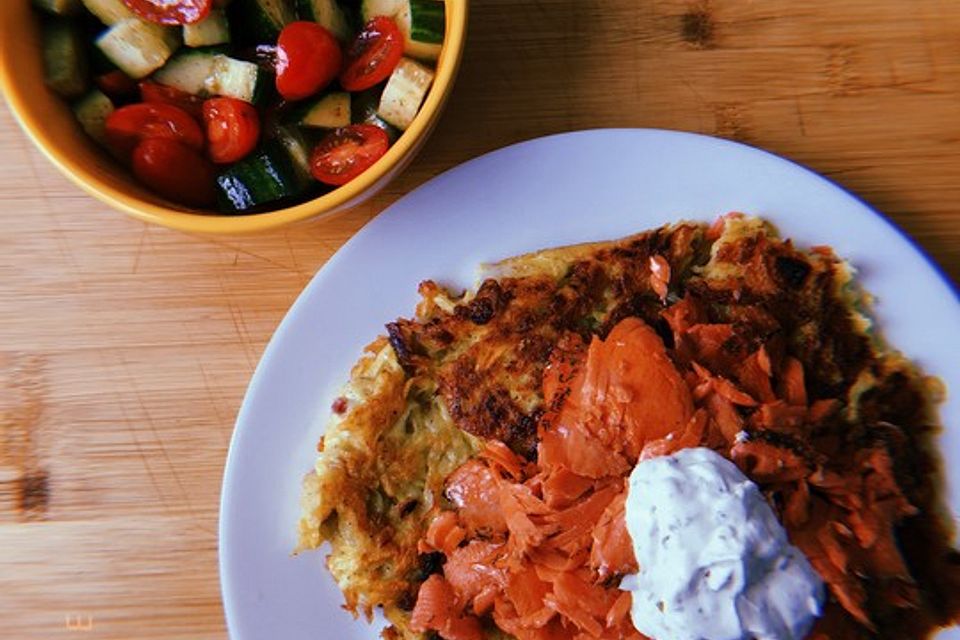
(88, 43, 120, 74)
(96, 18, 180, 79)
(273, 125, 312, 182)
(32, 0, 82, 16)
(361, 0, 443, 61)
(184, 9, 231, 47)
(232, 0, 295, 42)
(402, 0, 442, 60)
(206, 54, 265, 103)
(81, 0, 135, 25)
(351, 87, 400, 142)
(360, 0, 402, 20)
(299, 92, 351, 128)
(296, 0, 352, 42)
(216, 139, 307, 212)
(376, 57, 433, 130)
(153, 51, 266, 103)
(351, 85, 380, 120)
(153, 50, 217, 95)
(43, 19, 89, 99)
(408, 0, 443, 45)
(72, 89, 114, 144)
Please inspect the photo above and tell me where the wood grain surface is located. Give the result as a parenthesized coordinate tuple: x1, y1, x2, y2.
(1, 0, 959, 638)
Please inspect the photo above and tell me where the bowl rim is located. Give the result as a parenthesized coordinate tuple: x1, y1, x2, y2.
(0, 0, 468, 234)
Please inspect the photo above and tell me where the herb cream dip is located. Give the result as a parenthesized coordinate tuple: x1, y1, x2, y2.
(622, 447, 824, 640)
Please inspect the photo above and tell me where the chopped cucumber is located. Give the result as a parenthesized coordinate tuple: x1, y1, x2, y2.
(351, 87, 400, 142)
(89, 43, 121, 74)
(73, 89, 114, 144)
(197, 44, 234, 56)
(361, 0, 443, 61)
(216, 139, 307, 212)
(43, 19, 89, 99)
(153, 50, 217, 95)
(360, 0, 402, 20)
(299, 92, 351, 128)
(184, 9, 231, 47)
(32, 0, 82, 16)
(81, 0, 135, 25)
(351, 86, 380, 120)
(206, 54, 265, 103)
(408, 0, 443, 46)
(153, 51, 265, 103)
(232, 0, 296, 42)
(96, 18, 180, 79)
(296, 0, 352, 42)
(273, 125, 312, 182)
(376, 57, 433, 130)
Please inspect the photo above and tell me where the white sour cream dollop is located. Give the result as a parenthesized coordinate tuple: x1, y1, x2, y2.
(622, 447, 824, 640)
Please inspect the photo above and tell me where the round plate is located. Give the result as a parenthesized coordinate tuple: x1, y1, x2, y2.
(219, 129, 960, 640)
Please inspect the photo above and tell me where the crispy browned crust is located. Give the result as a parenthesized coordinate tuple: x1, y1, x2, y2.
(297, 337, 480, 629)
(385, 217, 876, 458)
(386, 223, 709, 458)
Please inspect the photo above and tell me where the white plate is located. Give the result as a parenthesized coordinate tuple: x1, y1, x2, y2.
(219, 129, 960, 640)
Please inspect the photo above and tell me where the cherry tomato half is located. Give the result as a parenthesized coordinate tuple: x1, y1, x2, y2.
(309, 124, 389, 186)
(105, 103, 205, 158)
(139, 81, 205, 121)
(339, 17, 404, 92)
(275, 21, 342, 101)
(202, 97, 260, 164)
(122, 0, 211, 25)
(132, 138, 217, 207)
(95, 70, 139, 100)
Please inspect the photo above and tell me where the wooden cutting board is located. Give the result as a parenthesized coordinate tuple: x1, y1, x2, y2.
(1, 0, 958, 637)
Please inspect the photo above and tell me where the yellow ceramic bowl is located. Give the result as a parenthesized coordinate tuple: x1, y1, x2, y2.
(0, 1, 466, 233)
